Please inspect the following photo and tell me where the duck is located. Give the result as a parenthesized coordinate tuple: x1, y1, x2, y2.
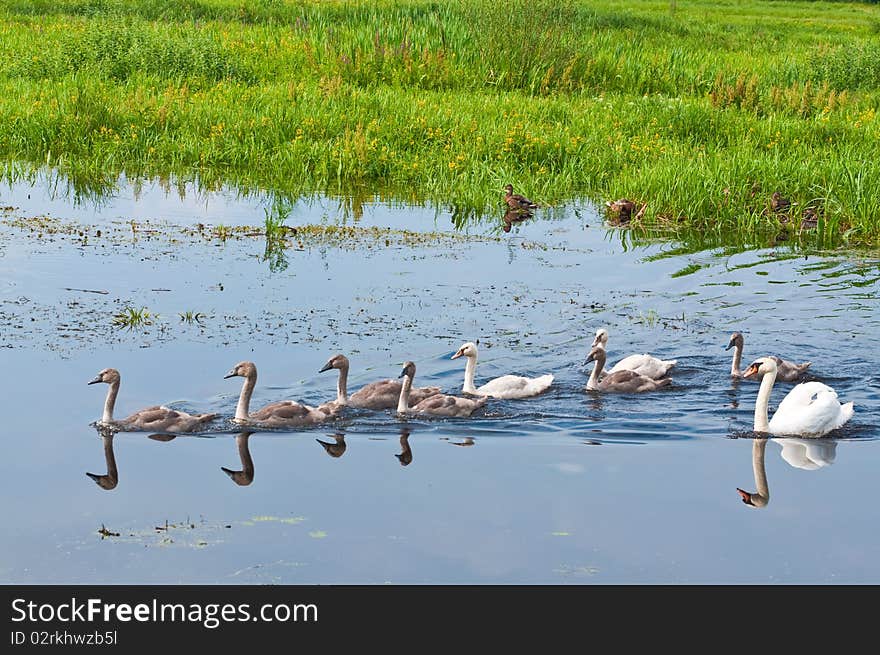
(221, 432, 255, 486)
(88, 368, 218, 432)
(316, 434, 347, 459)
(503, 184, 538, 211)
(319, 353, 440, 410)
(585, 345, 672, 393)
(725, 331, 811, 382)
(742, 357, 853, 436)
(770, 191, 793, 215)
(800, 206, 820, 232)
(86, 427, 118, 491)
(605, 198, 646, 225)
(591, 328, 676, 380)
(450, 341, 553, 399)
(397, 361, 488, 417)
(224, 361, 340, 428)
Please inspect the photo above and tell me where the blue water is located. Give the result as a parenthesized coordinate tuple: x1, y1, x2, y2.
(1, 172, 878, 583)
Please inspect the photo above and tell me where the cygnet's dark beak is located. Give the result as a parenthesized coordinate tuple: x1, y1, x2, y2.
(87, 375, 102, 385)
(223, 370, 237, 379)
(319, 361, 333, 373)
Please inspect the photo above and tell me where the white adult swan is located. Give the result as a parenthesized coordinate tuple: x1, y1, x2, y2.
(88, 368, 218, 432)
(319, 353, 440, 409)
(584, 345, 672, 393)
(397, 361, 488, 417)
(726, 331, 811, 382)
(592, 328, 676, 379)
(450, 342, 553, 399)
(743, 357, 853, 436)
(224, 361, 339, 428)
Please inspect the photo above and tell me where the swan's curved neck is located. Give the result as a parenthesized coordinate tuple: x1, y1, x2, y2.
(751, 439, 770, 507)
(587, 351, 605, 390)
(236, 373, 256, 421)
(462, 355, 478, 394)
(102, 380, 120, 423)
(336, 362, 349, 404)
(397, 374, 413, 413)
(731, 342, 743, 377)
(753, 368, 777, 432)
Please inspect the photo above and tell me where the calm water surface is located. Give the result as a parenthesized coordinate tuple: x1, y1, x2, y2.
(1, 173, 878, 584)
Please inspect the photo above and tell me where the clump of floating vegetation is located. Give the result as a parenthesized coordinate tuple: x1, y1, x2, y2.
(112, 306, 154, 330)
(0, 0, 878, 245)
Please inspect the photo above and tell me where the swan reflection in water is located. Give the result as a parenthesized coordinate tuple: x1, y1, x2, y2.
(316, 434, 347, 459)
(396, 429, 413, 466)
(737, 437, 837, 508)
(86, 427, 118, 491)
(221, 432, 255, 486)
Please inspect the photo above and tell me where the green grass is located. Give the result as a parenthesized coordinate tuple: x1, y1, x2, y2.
(0, 0, 878, 245)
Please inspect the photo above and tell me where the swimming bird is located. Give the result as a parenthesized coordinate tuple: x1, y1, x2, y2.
(585, 345, 673, 393)
(503, 184, 538, 211)
(224, 361, 340, 428)
(605, 198, 646, 225)
(397, 361, 488, 417)
(451, 341, 553, 399)
(742, 357, 853, 436)
(88, 368, 218, 432)
(591, 328, 676, 380)
(725, 331, 811, 382)
(319, 353, 440, 410)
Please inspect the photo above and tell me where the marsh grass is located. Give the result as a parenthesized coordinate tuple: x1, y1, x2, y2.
(1, 0, 879, 245)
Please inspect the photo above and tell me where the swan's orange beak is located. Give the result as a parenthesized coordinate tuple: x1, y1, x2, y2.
(736, 488, 754, 506)
(743, 363, 760, 379)
(451, 350, 463, 360)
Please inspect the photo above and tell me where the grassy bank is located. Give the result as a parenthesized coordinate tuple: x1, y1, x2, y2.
(0, 0, 878, 245)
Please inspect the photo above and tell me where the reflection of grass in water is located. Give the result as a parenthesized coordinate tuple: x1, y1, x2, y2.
(112, 306, 154, 330)
(178, 310, 206, 324)
(670, 263, 705, 278)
